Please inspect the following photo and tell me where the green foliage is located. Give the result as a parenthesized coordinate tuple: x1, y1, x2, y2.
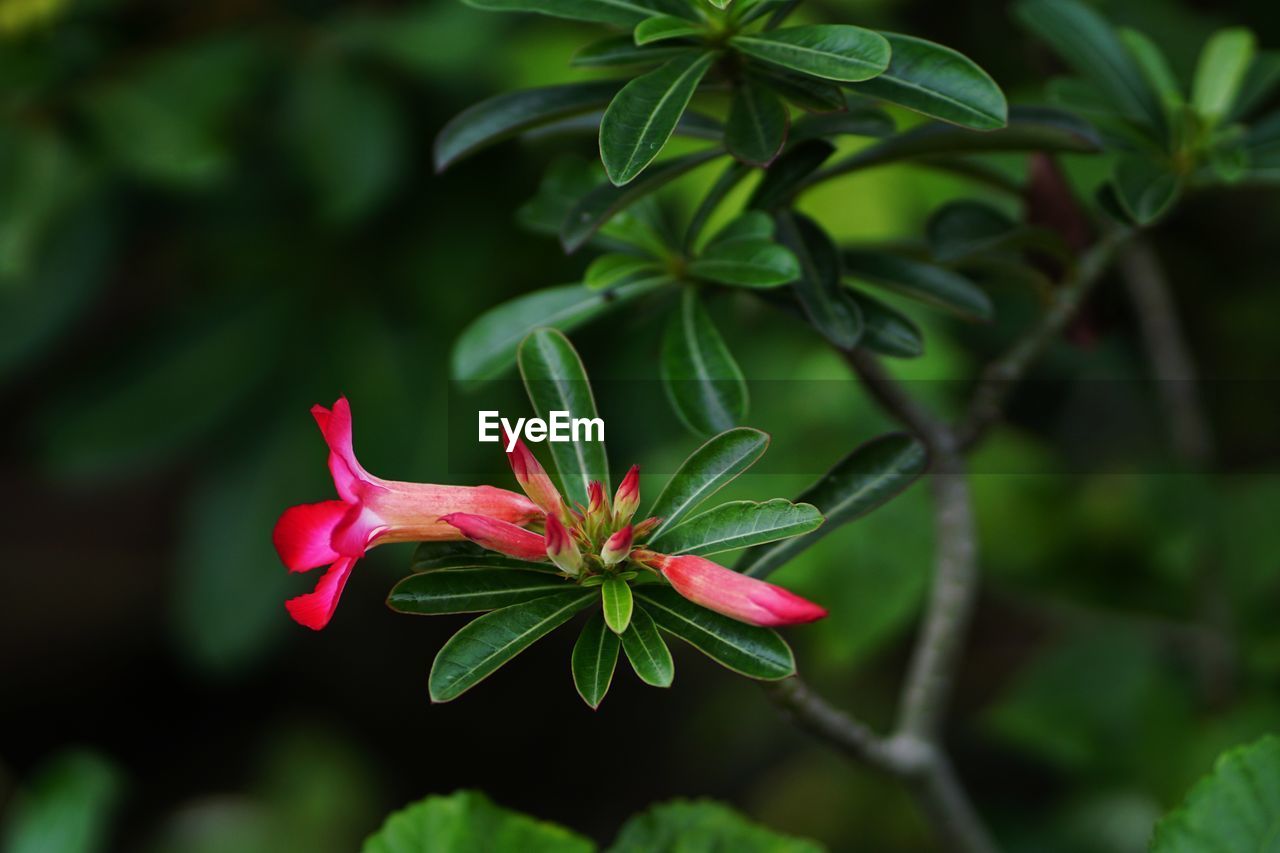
(572, 611, 622, 708)
(661, 289, 749, 436)
(1151, 735, 1280, 852)
(610, 800, 823, 851)
(647, 498, 824, 556)
(635, 587, 795, 679)
(647, 427, 771, 535)
(1, 751, 122, 853)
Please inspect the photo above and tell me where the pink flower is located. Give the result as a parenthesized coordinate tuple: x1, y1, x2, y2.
(441, 512, 548, 562)
(543, 513, 583, 576)
(612, 465, 640, 524)
(273, 398, 540, 630)
(505, 435, 571, 523)
(633, 551, 828, 627)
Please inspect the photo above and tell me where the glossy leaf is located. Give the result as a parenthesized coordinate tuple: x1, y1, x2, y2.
(843, 249, 993, 321)
(688, 239, 800, 288)
(600, 52, 717, 186)
(848, 33, 1007, 130)
(451, 280, 663, 381)
(790, 107, 895, 142)
(411, 541, 556, 573)
(611, 800, 823, 852)
(649, 498, 823, 556)
(776, 211, 863, 349)
(434, 82, 621, 171)
(620, 605, 675, 686)
(1112, 155, 1181, 225)
(660, 289, 748, 436)
(730, 25, 890, 83)
(749, 67, 846, 113)
(562, 149, 723, 252)
(634, 587, 795, 679)
(573, 36, 698, 68)
(583, 254, 664, 290)
(601, 577, 634, 633)
(738, 433, 926, 577)
(363, 790, 593, 853)
(463, 0, 657, 27)
(428, 590, 597, 702)
(1191, 27, 1256, 126)
(849, 291, 924, 359)
(725, 80, 790, 166)
(634, 15, 702, 45)
(1151, 735, 1280, 853)
(571, 612, 620, 708)
(748, 140, 836, 210)
(388, 570, 569, 615)
(648, 428, 770, 537)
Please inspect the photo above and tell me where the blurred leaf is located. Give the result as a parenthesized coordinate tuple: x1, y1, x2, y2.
(411, 541, 558, 572)
(1, 751, 121, 853)
(388, 569, 570, 614)
(776, 211, 863, 349)
(750, 67, 846, 113)
(748, 140, 836, 210)
(1151, 735, 1280, 853)
(926, 199, 1071, 266)
(600, 52, 716, 186)
(648, 498, 823, 556)
(843, 249, 992, 320)
(573, 36, 697, 68)
(1119, 29, 1184, 117)
(634, 587, 795, 679)
(434, 82, 621, 171)
(1112, 155, 1181, 225)
(648, 427, 770, 536)
(850, 292, 924, 358)
(463, 0, 657, 27)
(1229, 51, 1280, 122)
(789, 107, 895, 143)
(584, 254, 664, 289)
(620, 605, 675, 687)
(0, 128, 88, 283)
(572, 611, 620, 708)
(848, 33, 1007, 130)
(689, 239, 800, 288)
(1191, 28, 1256, 127)
(738, 433, 926, 577)
(661, 289, 748, 436)
(518, 327, 611, 504)
(428, 590, 598, 702)
(633, 15, 702, 45)
(362, 791, 593, 853)
(608, 800, 823, 852)
(725, 80, 790, 166)
(731, 25, 890, 83)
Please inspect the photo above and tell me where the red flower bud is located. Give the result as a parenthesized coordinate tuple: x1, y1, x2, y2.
(441, 512, 548, 562)
(635, 551, 827, 627)
(612, 465, 641, 524)
(544, 514, 584, 577)
(601, 525, 633, 566)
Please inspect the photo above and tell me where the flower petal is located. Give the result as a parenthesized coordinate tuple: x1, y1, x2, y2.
(312, 397, 372, 502)
(331, 501, 387, 557)
(273, 500, 348, 572)
(286, 556, 357, 630)
(637, 551, 827, 627)
(441, 512, 548, 561)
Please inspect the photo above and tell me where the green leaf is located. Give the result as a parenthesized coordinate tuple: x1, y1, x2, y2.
(706, 210, 775, 247)
(1112, 155, 1181, 225)
(451, 281, 663, 382)
(388, 570, 570, 615)
(601, 577, 635, 633)
(1191, 27, 1257, 126)
(684, 162, 753, 252)
(749, 67, 847, 113)
(428, 590, 598, 702)
(583, 254, 664, 290)
(725, 80, 790, 166)
(434, 82, 622, 171)
(634, 587, 795, 679)
(790, 107, 895, 143)
(849, 291, 924, 359)
(925, 199, 1016, 262)
(1, 751, 122, 853)
(571, 611, 620, 708)
(1229, 51, 1280, 121)
(412, 541, 557, 572)
(463, 0, 658, 27)
(648, 428, 770, 537)
(517, 328, 611, 506)
(620, 605, 675, 686)
(609, 800, 822, 852)
(600, 52, 717, 186)
(1013, 0, 1164, 131)
(1119, 29, 1184, 115)
(1151, 735, 1280, 853)
(649, 498, 824, 556)
(731, 25, 890, 83)
(660, 290, 748, 437)
(843, 249, 993, 321)
(634, 15, 702, 45)
(562, 149, 724, 252)
(738, 433, 926, 577)
(573, 36, 698, 68)
(776, 211, 863, 349)
(362, 790, 593, 853)
(748, 140, 836, 210)
(847, 32, 1007, 130)
(688, 239, 800, 288)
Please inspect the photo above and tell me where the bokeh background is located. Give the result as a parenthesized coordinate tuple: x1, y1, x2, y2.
(2, 0, 1279, 850)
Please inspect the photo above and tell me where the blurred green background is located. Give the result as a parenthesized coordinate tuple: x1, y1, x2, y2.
(2, 0, 1279, 850)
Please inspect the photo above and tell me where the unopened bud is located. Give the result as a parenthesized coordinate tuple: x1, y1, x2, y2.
(601, 525, 634, 566)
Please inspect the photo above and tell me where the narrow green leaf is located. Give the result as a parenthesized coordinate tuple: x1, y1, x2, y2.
(571, 611, 620, 708)
(1119, 29, 1184, 115)
(620, 605, 675, 686)
(738, 433, 926, 577)
(684, 161, 752, 252)
(748, 140, 835, 210)
(600, 52, 717, 186)
(776, 211, 863, 349)
(649, 498, 824, 556)
(843, 249, 993, 321)
(1112, 155, 1181, 225)
(451, 280, 663, 381)
(634, 15, 703, 45)
(790, 107, 895, 143)
(562, 148, 723, 252)
(725, 80, 790, 166)
(388, 569, 570, 615)
(428, 590, 597, 702)
(688, 239, 799, 288)
(1191, 27, 1257, 126)
(411, 541, 556, 573)
(463, 0, 658, 27)
(849, 291, 924, 359)
(706, 210, 775, 247)
(583, 254, 664, 290)
(730, 25, 890, 83)
(660, 289, 748, 437)
(926, 199, 1016, 262)
(601, 577, 634, 633)
(573, 36, 698, 68)
(748, 66, 846, 112)
(517, 328, 610, 506)
(434, 82, 621, 172)
(648, 427, 770, 537)
(848, 32, 1007, 130)
(635, 587, 795, 679)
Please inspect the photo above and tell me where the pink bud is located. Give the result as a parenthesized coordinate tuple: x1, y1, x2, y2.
(505, 434, 570, 522)
(612, 465, 641, 524)
(587, 480, 609, 516)
(544, 514, 583, 576)
(441, 513, 548, 562)
(601, 525, 633, 566)
(636, 552, 827, 627)
(631, 516, 661, 540)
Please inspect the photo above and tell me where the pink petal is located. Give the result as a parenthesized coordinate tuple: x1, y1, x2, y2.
(330, 501, 388, 557)
(272, 501, 348, 572)
(312, 397, 372, 502)
(441, 512, 548, 561)
(286, 556, 357, 630)
(640, 552, 827, 627)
